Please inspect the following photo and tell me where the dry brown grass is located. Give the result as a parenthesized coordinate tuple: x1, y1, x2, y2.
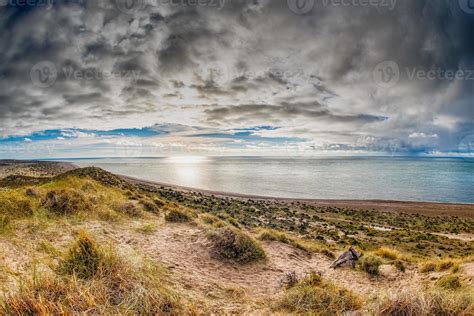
(420, 258, 461, 273)
(1, 231, 187, 315)
(377, 288, 474, 315)
(375, 247, 401, 260)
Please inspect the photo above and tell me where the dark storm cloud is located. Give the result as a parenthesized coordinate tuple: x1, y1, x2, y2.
(0, 0, 472, 153)
(205, 102, 386, 125)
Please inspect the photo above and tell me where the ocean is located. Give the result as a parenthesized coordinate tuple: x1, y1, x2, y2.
(66, 156, 474, 204)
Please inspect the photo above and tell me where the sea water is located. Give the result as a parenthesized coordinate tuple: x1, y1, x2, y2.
(66, 156, 474, 203)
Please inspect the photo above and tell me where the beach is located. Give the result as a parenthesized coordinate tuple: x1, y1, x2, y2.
(0, 160, 473, 314)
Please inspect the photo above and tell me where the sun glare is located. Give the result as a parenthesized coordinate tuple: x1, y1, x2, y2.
(167, 156, 208, 164)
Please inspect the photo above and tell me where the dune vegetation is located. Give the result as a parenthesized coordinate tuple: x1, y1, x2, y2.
(0, 166, 473, 314)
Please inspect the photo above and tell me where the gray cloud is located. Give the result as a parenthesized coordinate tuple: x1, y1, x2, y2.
(0, 0, 472, 154)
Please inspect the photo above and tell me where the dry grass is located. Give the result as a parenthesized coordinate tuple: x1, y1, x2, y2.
(436, 274, 463, 290)
(420, 258, 461, 273)
(0, 190, 33, 218)
(257, 228, 335, 258)
(1, 231, 187, 315)
(199, 213, 226, 227)
(135, 223, 158, 234)
(208, 227, 266, 263)
(377, 288, 474, 315)
(275, 272, 361, 314)
(375, 247, 401, 260)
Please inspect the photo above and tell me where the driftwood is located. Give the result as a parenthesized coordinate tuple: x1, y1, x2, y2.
(330, 247, 363, 269)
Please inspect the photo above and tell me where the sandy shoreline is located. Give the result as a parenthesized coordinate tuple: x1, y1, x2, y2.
(2, 160, 473, 218)
(121, 174, 474, 218)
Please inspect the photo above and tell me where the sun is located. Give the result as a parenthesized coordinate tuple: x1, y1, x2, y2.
(167, 156, 208, 164)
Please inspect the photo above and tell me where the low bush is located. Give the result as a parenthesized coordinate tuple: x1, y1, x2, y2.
(165, 209, 193, 223)
(275, 272, 361, 314)
(358, 254, 382, 276)
(209, 227, 266, 263)
(43, 189, 90, 215)
(375, 247, 400, 260)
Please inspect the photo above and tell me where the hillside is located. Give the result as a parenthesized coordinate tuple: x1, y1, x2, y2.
(0, 166, 473, 315)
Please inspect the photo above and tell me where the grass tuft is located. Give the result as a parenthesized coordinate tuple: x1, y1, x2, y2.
(275, 272, 361, 314)
(358, 254, 382, 276)
(375, 247, 400, 260)
(420, 259, 460, 273)
(59, 231, 102, 279)
(209, 227, 266, 263)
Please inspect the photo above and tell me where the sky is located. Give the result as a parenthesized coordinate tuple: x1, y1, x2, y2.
(0, 0, 473, 158)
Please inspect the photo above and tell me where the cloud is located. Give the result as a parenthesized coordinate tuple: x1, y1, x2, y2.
(0, 0, 473, 156)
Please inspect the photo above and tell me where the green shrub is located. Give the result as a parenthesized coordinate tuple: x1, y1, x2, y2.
(358, 254, 382, 276)
(275, 272, 361, 314)
(209, 227, 266, 263)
